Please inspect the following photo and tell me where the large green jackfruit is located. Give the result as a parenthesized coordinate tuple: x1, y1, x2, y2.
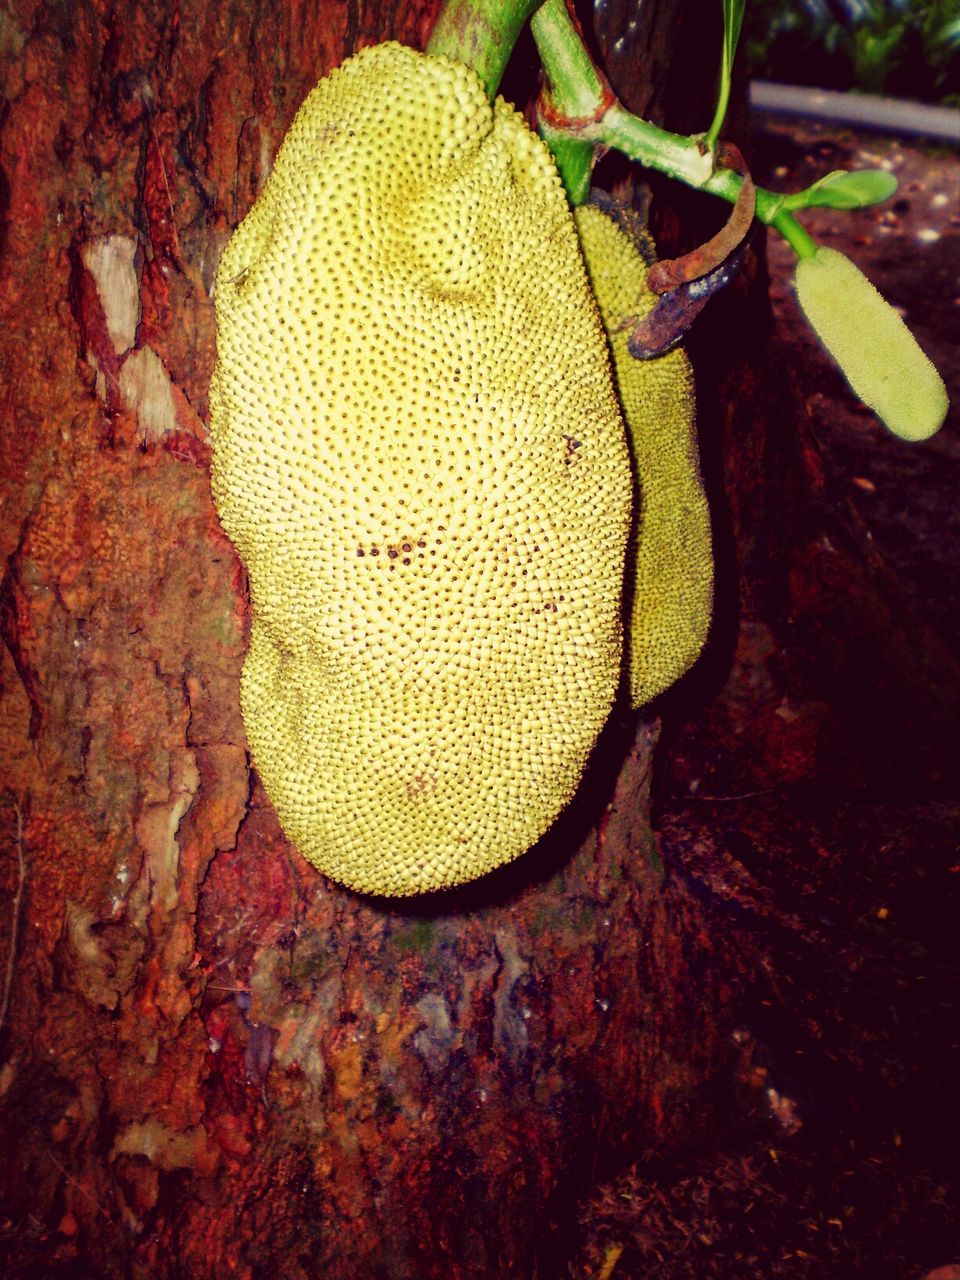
(210, 43, 634, 896)
(575, 203, 712, 707)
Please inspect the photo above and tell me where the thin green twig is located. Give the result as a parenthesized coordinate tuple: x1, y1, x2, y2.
(772, 210, 818, 259)
(529, 0, 831, 254)
(529, 0, 607, 201)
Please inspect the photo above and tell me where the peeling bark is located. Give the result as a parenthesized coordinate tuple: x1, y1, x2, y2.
(0, 2, 747, 1276)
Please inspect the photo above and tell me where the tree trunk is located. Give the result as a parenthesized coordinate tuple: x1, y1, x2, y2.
(0, 2, 745, 1275)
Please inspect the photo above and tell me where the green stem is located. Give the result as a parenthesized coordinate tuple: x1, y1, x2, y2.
(529, 0, 820, 256)
(703, 74, 730, 154)
(597, 113, 820, 255)
(597, 104, 715, 189)
(530, 0, 607, 117)
(529, 0, 605, 202)
(695, 162, 778, 218)
(425, 0, 541, 98)
(772, 210, 818, 259)
(535, 124, 595, 204)
(427, 0, 824, 262)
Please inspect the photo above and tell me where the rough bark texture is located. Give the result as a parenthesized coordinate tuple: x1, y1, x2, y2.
(0, 2, 750, 1277)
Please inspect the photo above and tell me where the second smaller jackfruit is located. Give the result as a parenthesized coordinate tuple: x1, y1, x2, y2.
(795, 245, 947, 441)
(575, 202, 713, 706)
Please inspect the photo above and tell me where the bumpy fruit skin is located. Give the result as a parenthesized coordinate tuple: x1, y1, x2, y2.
(210, 43, 633, 896)
(795, 246, 947, 442)
(575, 203, 712, 707)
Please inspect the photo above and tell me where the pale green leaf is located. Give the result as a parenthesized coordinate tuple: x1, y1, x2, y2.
(722, 0, 747, 76)
(785, 169, 898, 211)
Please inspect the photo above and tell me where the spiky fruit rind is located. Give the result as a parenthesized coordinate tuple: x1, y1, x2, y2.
(795, 246, 947, 442)
(210, 44, 632, 896)
(575, 203, 712, 707)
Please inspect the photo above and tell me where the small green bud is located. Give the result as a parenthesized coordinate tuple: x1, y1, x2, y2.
(795, 246, 948, 442)
(784, 169, 898, 212)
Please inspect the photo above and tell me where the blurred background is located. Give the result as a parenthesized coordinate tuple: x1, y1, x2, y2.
(744, 0, 959, 103)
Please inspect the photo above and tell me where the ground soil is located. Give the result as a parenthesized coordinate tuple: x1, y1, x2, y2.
(576, 115, 960, 1279)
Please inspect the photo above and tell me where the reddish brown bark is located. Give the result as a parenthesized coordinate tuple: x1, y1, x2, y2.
(0, 2, 750, 1276)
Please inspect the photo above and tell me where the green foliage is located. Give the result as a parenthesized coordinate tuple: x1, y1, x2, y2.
(722, 0, 749, 83)
(438, 0, 950, 442)
(744, 0, 960, 104)
(706, 0, 748, 146)
(784, 169, 898, 211)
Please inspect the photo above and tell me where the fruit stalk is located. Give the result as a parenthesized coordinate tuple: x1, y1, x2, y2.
(425, 0, 541, 96)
